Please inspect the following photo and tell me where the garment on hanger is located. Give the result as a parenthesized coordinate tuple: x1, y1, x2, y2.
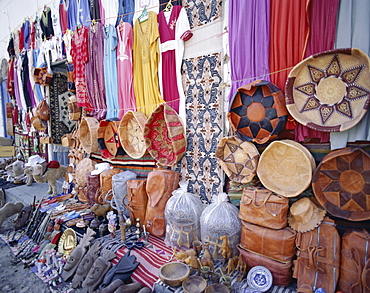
(116, 0, 135, 27)
(40, 6, 55, 39)
(100, 0, 119, 27)
(159, 0, 182, 12)
(116, 21, 135, 119)
(133, 11, 165, 117)
(133, 0, 159, 24)
(89, 0, 101, 22)
(103, 24, 119, 119)
(59, 0, 69, 34)
(68, 0, 78, 30)
(78, 0, 92, 27)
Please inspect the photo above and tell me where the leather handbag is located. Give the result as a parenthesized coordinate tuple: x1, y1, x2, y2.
(144, 168, 180, 237)
(68, 95, 81, 121)
(124, 179, 148, 223)
(293, 217, 340, 293)
(238, 244, 293, 288)
(85, 173, 100, 206)
(95, 168, 123, 204)
(36, 99, 50, 121)
(239, 186, 289, 229)
(338, 229, 370, 292)
(240, 220, 296, 263)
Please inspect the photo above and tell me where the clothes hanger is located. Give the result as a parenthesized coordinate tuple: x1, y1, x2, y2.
(163, 1, 173, 12)
(138, 6, 149, 23)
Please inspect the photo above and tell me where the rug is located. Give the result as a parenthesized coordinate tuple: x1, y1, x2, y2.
(49, 72, 76, 145)
(182, 0, 223, 29)
(175, 53, 223, 203)
(14, 130, 48, 161)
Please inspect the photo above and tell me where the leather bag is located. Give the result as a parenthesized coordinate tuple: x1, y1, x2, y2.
(293, 217, 340, 293)
(337, 229, 370, 293)
(68, 95, 81, 121)
(95, 168, 123, 204)
(85, 173, 100, 206)
(36, 99, 50, 121)
(144, 168, 180, 237)
(239, 186, 289, 229)
(240, 220, 296, 263)
(238, 244, 293, 288)
(124, 179, 148, 223)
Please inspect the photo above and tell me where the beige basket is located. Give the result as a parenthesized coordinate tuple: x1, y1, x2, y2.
(75, 158, 97, 187)
(119, 111, 148, 159)
(79, 116, 99, 154)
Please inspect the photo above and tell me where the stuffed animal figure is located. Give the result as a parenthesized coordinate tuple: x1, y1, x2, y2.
(5, 160, 25, 178)
(0, 202, 24, 227)
(23, 166, 34, 186)
(32, 161, 67, 196)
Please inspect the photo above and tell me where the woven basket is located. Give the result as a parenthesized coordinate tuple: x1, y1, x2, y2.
(97, 120, 121, 159)
(79, 116, 99, 154)
(75, 158, 97, 187)
(118, 111, 148, 159)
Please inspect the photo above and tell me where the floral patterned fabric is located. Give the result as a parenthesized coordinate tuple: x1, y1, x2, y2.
(182, 0, 223, 29)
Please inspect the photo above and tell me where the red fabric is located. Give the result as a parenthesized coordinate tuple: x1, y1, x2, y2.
(7, 59, 14, 98)
(19, 28, 24, 52)
(46, 161, 60, 169)
(269, 0, 309, 130)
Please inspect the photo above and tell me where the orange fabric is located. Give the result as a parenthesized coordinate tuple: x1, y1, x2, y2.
(269, 0, 309, 129)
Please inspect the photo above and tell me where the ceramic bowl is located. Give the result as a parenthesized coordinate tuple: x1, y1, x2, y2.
(205, 283, 230, 293)
(182, 275, 207, 293)
(159, 261, 190, 287)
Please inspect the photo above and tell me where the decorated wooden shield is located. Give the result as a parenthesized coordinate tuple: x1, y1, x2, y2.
(312, 148, 370, 221)
(228, 80, 288, 144)
(97, 120, 124, 159)
(286, 48, 370, 132)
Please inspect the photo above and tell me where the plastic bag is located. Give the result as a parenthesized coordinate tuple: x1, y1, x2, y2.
(200, 192, 241, 259)
(165, 181, 204, 249)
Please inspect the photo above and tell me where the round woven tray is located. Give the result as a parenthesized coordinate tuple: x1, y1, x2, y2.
(79, 116, 99, 154)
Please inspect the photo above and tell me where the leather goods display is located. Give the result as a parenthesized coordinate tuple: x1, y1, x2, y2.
(257, 139, 316, 198)
(68, 94, 81, 121)
(228, 79, 288, 144)
(36, 99, 50, 121)
(85, 173, 100, 206)
(238, 244, 293, 288)
(215, 136, 260, 184)
(239, 186, 289, 229)
(338, 229, 370, 292)
(109, 171, 137, 213)
(124, 179, 148, 223)
(95, 168, 123, 205)
(240, 221, 296, 263)
(293, 217, 340, 293)
(31, 116, 47, 131)
(144, 104, 186, 167)
(312, 147, 370, 221)
(286, 48, 370, 132)
(79, 116, 99, 154)
(144, 168, 180, 237)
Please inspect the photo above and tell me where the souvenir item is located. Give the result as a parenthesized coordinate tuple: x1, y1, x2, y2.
(312, 147, 370, 221)
(75, 158, 97, 187)
(240, 221, 296, 263)
(97, 119, 123, 159)
(40, 136, 53, 144)
(159, 261, 190, 287)
(58, 228, 77, 256)
(0, 202, 24, 228)
(238, 244, 292, 288)
(247, 266, 273, 292)
(72, 241, 101, 288)
(257, 139, 315, 197)
(204, 283, 230, 293)
(85, 172, 100, 205)
(31, 116, 46, 131)
(107, 211, 117, 237)
(288, 197, 326, 233)
(91, 162, 112, 175)
(14, 205, 32, 230)
(182, 276, 207, 293)
(239, 186, 289, 229)
(124, 179, 148, 223)
(228, 80, 288, 144)
(286, 48, 370, 132)
(25, 155, 46, 167)
(109, 171, 137, 213)
(144, 103, 186, 167)
(36, 99, 50, 121)
(68, 94, 81, 121)
(145, 168, 180, 237)
(215, 136, 260, 184)
(79, 116, 99, 154)
(34, 66, 53, 86)
(119, 111, 148, 159)
(32, 163, 67, 196)
(61, 228, 96, 281)
(95, 168, 123, 204)
(165, 182, 204, 249)
(293, 217, 340, 293)
(338, 229, 370, 292)
(200, 192, 242, 258)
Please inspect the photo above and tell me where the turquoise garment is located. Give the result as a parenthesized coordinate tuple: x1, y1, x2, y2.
(330, 0, 370, 150)
(32, 49, 44, 102)
(103, 24, 119, 119)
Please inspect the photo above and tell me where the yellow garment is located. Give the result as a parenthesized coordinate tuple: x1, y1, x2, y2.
(133, 11, 165, 117)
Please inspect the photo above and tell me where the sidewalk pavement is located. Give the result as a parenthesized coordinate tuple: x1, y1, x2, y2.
(4, 179, 64, 205)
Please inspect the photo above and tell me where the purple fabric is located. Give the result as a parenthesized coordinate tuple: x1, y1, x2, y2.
(228, 0, 270, 103)
(85, 21, 106, 119)
(13, 63, 22, 110)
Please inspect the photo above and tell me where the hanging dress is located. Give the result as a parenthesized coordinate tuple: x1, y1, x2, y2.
(116, 21, 136, 119)
(133, 11, 165, 117)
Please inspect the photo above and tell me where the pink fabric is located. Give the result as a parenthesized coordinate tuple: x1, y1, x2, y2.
(59, 1, 68, 34)
(116, 22, 136, 119)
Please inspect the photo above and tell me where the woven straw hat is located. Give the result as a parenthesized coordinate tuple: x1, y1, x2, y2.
(257, 139, 316, 197)
(118, 111, 148, 159)
(31, 116, 46, 131)
(286, 48, 370, 132)
(79, 116, 99, 154)
(288, 197, 326, 233)
(97, 119, 122, 159)
(215, 136, 260, 183)
(312, 147, 370, 221)
(144, 104, 186, 167)
(228, 80, 288, 144)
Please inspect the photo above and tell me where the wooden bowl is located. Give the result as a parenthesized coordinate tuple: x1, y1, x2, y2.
(159, 262, 190, 287)
(205, 283, 230, 293)
(182, 276, 207, 293)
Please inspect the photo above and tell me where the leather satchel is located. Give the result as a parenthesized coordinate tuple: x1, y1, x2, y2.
(338, 229, 370, 292)
(124, 179, 148, 223)
(85, 173, 100, 206)
(239, 186, 289, 229)
(293, 217, 340, 293)
(238, 244, 293, 287)
(95, 168, 123, 204)
(144, 168, 180, 238)
(240, 220, 296, 263)
(36, 99, 50, 121)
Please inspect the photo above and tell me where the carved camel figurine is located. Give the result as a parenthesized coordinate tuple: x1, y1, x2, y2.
(32, 163, 67, 196)
(219, 235, 233, 263)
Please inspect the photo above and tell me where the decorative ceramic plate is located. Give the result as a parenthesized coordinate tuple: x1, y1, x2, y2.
(58, 228, 77, 256)
(247, 265, 273, 292)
